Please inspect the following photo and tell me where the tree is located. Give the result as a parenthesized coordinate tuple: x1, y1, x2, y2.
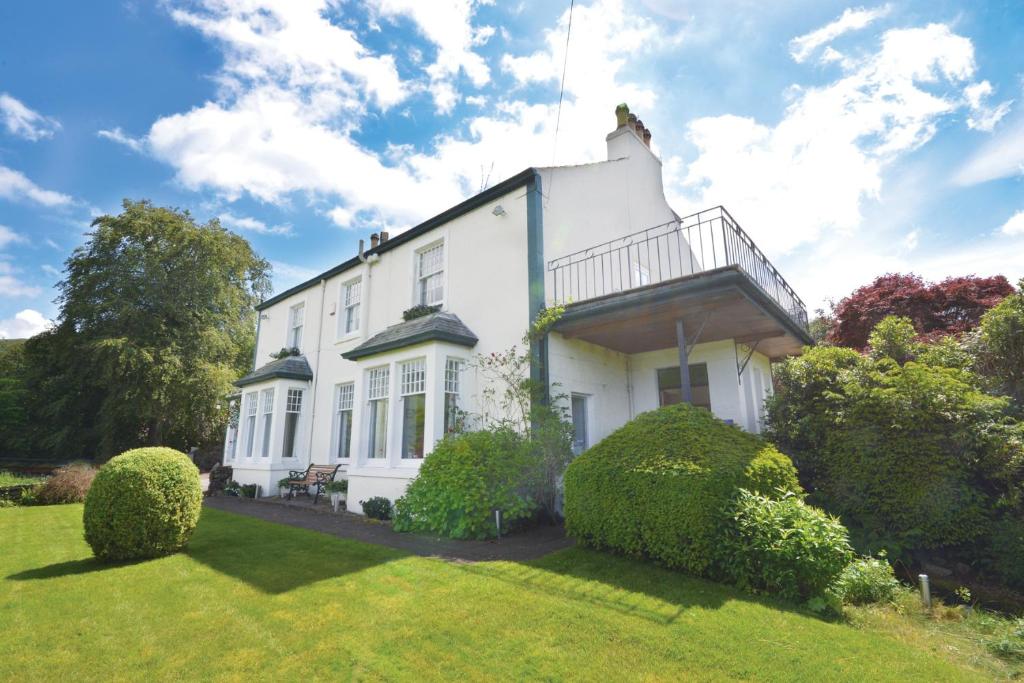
(975, 279, 1024, 407)
(28, 200, 271, 459)
(0, 341, 29, 457)
(827, 273, 1013, 349)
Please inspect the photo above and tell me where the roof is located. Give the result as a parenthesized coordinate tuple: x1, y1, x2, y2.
(256, 167, 539, 311)
(341, 312, 479, 361)
(235, 355, 314, 388)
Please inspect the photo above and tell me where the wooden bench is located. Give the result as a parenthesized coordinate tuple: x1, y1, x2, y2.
(284, 464, 341, 505)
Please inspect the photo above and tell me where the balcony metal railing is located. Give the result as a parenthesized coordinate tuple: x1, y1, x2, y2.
(547, 206, 809, 330)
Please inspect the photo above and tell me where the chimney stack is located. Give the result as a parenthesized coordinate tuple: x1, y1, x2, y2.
(370, 232, 379, 249)
(607, 103, 657, 159)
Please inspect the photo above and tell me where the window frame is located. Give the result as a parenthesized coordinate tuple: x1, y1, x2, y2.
(288, 302, 305, 350)
(334, 382, 355, 461)
(259, 388, 275, 458)
(243, 391, 258, 458)
(443, 357, 464, 435)
(339, 277, 361, 338)
(366, 366, 390, 461)
(656, 363, 712, 410)
(399, 358, 427, 460)
(281, 388, 303, 459)
(414, 240, 445, 308)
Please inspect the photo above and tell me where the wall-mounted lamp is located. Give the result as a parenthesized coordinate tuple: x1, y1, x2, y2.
(492, 204, 507, 217)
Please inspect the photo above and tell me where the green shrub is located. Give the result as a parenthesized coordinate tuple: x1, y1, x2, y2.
(721, 489, 853, 602)
(564, 403, 801, 576)
(83, 447, 202, 561)
(833, 555, 902, 605)
(361, 496, 392, 521)
(394, 429, 535, 539)
(33, 462, 97, 505)
(990, 517, 1024, 591)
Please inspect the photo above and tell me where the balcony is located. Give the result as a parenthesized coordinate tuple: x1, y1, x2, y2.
(546, 207, 813, 359)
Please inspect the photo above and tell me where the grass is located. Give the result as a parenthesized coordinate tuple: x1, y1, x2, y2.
(0, 470, 44, 487)
(0, 505, 1013, 682)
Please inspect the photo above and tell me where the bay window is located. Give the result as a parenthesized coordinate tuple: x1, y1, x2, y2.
(400, 359, 426, 459)
(367, 366, 389, 460)
(243, 392, 257, 458)
(444, 358, 462, 434)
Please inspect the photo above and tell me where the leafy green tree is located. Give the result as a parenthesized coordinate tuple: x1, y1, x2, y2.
(0, 341, 29, 456)
(867, 315, 919, 364)
(28, 200, 271, 459)
(976, 279, 1024, 408)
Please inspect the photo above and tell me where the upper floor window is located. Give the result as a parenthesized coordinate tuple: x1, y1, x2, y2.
(282, 388, 303, 459)
(341, 278, 361, 336)
(416, 242, 444, 306)
(288, 302, 305, 349)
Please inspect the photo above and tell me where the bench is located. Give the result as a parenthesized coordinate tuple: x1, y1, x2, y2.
(284, 464, 341, 505)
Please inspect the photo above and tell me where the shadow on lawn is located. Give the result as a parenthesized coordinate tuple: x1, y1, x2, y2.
(8, 557, 150, 580)
(184, 508, 407, 594)
(460, 546, 815, 626)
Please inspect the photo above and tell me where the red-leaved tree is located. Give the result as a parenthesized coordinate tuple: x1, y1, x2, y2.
(827, 273, 1013, 349)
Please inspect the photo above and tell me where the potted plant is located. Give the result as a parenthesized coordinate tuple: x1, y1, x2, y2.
(324, 480, 348, 512)
(278, 477, 293, 499)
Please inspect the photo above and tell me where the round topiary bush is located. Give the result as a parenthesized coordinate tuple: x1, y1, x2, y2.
(84, 447, 202, 561)
(564, 403, 801, 575)
(393, 429, 536, 539)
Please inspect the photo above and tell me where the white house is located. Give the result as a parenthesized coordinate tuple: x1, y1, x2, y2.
(222, 105, 813, 513)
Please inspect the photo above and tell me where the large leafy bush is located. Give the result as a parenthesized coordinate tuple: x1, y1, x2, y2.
(564, 403, 801, 576)
(721, 490, 853, 602)
(394, 429, 536, 539)
(33, 462, 97, 504)
(766, 328, 1024, 563)
(83, 447, 202, 561)
(832, 555, 902, 605)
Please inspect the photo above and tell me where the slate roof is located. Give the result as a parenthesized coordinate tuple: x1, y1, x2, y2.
(234, 355, 314, 388)
(342, 312, 479, 361)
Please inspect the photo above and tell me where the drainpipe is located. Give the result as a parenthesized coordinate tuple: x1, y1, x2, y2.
(304, 278, 328, 465)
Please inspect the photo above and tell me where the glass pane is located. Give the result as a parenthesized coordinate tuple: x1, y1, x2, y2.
(401, 394, 426, 459)
(443, 392, 459, 435)
(261, 413, 272, 457)
(657, 364, 711, 409)
(282, 412, 298, 458)
(368, 399, 388, 459)
(245, 415, 256, 457)
(337, 410, 352, 459)
(571, 395, 588, 455)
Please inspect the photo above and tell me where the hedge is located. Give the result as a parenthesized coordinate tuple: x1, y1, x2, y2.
(83, 447, 202, 561)
(564, 403, 801, 575)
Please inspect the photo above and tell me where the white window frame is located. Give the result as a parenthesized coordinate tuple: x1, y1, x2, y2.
(366, 366, 390, 461)
(288, 302, 305, 350)
(243, 391, 258, 458)
(399, 359, 427, 460)
(282, 388, 303, 459)
(443, 357, 463, 435)
(334, 382, 355, 461)
(259, 388, 275, 458)
(414, 240, 445, 307)
(339, 277, 361, 338)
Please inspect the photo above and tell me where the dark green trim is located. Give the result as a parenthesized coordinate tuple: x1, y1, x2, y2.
(341, 330, 478, 361)
(257, 167, 538, 311)
(252, 314, 261, 371)
(526, 171, 549, 405)
(235, 370, 313, 388)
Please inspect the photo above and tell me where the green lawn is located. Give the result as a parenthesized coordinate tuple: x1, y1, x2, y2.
(0, 505, 1003, 681)
(0, 471, 44, 488)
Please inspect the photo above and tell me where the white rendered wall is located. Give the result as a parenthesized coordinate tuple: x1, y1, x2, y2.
(546, 333, 630, 448)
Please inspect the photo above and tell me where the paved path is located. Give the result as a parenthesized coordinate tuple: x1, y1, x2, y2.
(204, 496, 574, 563)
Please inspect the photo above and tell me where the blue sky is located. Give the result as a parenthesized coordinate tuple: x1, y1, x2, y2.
(1, 0, 1023, 337)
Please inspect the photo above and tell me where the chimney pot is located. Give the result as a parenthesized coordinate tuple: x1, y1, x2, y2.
(380, 231, 390, 243)
(643, 127, 652, 147)
(627, 112, 637, 127)
(634, 118, 644, 136)
(370, 233, 379, 249)
(615, 103, 630, 128)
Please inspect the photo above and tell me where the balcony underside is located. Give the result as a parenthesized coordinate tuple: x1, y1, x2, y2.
(552, 266, 813, 359)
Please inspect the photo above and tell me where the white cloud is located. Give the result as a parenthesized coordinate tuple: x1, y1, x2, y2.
(954, 117, 1024, 186)
(97, 127, 146, 152)
(0, 225, 27, 250)
(682, 23, 977, 254)
(44, 238, 61, 250)
(0, 93, 61, 141)
(0, 309, 51, 339)
(0, 262, 42, 299)
(368, 0, 493, 113)
(0, 165, 73, 207)
(964, 80, 1012, 132)
(327, 206, 354, 228)
(902, 229, 919, 251)
(789, 5, 891, 64)
(1000, 210, 1024, 236)
(218, 211, 293, 236)
(41, 264, 62, 278)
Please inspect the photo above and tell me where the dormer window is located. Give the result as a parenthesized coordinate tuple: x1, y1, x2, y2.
(416, 242, 444, 306)
(288, 302, 305, 349)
